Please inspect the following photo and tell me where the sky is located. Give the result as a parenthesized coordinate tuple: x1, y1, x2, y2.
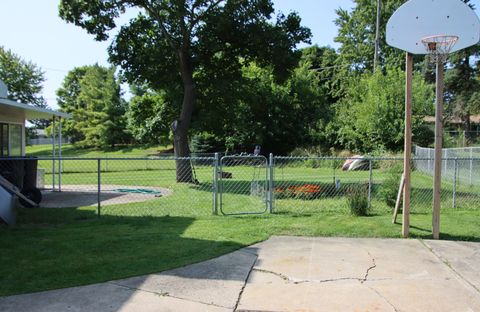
(0, 0, 478, 109)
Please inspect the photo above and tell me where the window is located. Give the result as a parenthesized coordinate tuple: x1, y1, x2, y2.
(9, 124, 22, 156)
(1, 123, 8, 157)
(0, 122, 23, 157)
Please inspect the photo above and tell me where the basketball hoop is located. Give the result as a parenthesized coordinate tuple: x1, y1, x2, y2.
(421, 35, 459, 63)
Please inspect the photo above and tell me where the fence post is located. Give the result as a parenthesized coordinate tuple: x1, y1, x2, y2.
(52, 117, 56, 191)
(453, 158, 457, 209)
(213, 153, 219, 215)
(470, 148, 473, 186)
(429, 148, 432, 172)
(269, 153, 274, 213)
(97, 159, 101, 217)
(444, 149, 448, 174)
(368, 158, 373, 208)
(58, 120, 62, 192)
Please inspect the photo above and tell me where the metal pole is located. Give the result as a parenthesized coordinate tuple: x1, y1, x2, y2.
(403, 52, 413, 238)
(429, 149, 432, 172)
(373, 0, 381, 71)
(213, 153, 219, 215)
(470, 148, 473, 186)
(51, 117, 56, 191)
(368, 159, 373, 208)
(453, 158, 457, 208)
(444, 149, 448, 173)
(58, 118, 62, 192)
(97, 159, 101, 217)
(269, 153, 274, 213)
(432, 60, 444, 240)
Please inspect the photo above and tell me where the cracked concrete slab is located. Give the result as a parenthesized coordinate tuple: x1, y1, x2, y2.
(248, 236, 376, 282)
(112, 249, 257, 309)
(0, 282, 229, 312)
(3, 236, 480, 312)
(423, 240, 480, 291)
(237, 236, 480, 312)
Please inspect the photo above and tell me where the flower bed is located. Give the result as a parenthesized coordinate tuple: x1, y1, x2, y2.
(275, 184, 322, 200)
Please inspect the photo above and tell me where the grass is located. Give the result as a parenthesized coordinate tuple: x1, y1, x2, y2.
(1, 155, 480, 297)
(26, 144, 173, 157)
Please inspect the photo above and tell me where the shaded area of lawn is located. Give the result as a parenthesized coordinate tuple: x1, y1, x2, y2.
(1, 205, 479, 297)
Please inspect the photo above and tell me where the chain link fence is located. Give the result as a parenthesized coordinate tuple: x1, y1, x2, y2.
(415, 146, 480, 185)
(1, 154, 479, 223)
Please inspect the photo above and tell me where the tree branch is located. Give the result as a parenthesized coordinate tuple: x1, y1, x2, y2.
(189, 0, 224, 30)
(142, 1, 179, 50)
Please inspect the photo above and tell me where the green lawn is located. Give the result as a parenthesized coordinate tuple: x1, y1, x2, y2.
(26, 144, 172, 157)
(1, 154, 479, 297)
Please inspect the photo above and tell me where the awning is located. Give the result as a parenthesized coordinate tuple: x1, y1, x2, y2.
(0, 97, 70, 120)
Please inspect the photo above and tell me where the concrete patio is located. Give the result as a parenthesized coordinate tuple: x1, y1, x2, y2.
(1, 236, 479, 311)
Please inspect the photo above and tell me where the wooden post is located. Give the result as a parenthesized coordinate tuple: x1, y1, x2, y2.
(392, 173, 405, 224)
(432, 59, 444, 240)
(402, 53, 413, 238)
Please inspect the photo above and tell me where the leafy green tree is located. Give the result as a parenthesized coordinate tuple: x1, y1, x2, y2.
(0, 46, 47, 107)
(334, 0, 405, 72)
(127, 88, 177, 145)
(192, 57, 329, 154)
(445, 46, 480, 137)
(59, 0, 311, 182)
(333, 68, 434, 153)
(0, 46, 48, 127)
(57, 65, 129, 148)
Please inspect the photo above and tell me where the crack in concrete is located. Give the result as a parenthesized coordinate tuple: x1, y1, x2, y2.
(361, 251, 377, 284)
(420, 240, 480, 295)
(252, 250, 377, 285)
(366, 285, 400, 312)
(108, 281, 229, 309)
(234, 256, 258, 311)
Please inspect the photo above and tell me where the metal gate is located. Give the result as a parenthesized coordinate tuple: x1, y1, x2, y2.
(219, 155, 269, 215)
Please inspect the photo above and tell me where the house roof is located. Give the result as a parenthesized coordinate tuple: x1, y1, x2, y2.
(0, 97, 70, 120)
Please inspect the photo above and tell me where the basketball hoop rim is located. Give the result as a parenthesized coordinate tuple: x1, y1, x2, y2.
(421, 34, 459, 62)
(420, 34, 459, 45)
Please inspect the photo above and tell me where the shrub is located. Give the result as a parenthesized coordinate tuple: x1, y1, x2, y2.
(191, 132, 225, 153)
(379, 164, 403, 208)
(346, 184, 369, 216)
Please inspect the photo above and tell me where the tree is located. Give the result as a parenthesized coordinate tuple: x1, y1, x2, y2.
(191, 55, 330, 154)
(59, 0, 311, 182)
(0, 46, 48, 127)
(444, 42, 480, 141)
(334, 0, 405, 73)
(56, 65, 129, 148)
(126, 88, 177, 145)
(333, 68, 434, 153)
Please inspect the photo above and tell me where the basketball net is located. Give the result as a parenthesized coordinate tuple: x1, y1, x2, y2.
(421, 35, 459, 63)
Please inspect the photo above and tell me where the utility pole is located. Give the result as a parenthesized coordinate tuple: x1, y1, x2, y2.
(374, 0, 381, 71)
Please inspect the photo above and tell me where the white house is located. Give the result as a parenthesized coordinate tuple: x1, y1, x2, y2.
(0, 80, 70, 156)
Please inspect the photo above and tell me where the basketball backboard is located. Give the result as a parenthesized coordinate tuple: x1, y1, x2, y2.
(386, 0, 480, 55)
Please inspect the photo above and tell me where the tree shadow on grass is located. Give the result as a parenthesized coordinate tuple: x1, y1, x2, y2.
(0, 207, 249, 300)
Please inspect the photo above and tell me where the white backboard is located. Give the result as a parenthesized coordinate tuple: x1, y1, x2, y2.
(386, 0, 480, 54)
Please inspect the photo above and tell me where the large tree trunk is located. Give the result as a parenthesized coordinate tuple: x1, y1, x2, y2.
(172, 50, 196, 183)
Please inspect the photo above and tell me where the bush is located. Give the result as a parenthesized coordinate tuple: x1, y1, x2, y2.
(379, 164, 403, 208)
(346, 184, 369, 216)
(191, 132, 225, 153)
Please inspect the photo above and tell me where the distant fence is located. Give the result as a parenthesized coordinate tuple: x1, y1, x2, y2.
(2, 154, 479, 222)
(415, 146, 480, 185)
(27, 138, 70, 145)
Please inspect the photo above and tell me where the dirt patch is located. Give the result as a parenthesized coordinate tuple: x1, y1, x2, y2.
(40, 185, 172, 208)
